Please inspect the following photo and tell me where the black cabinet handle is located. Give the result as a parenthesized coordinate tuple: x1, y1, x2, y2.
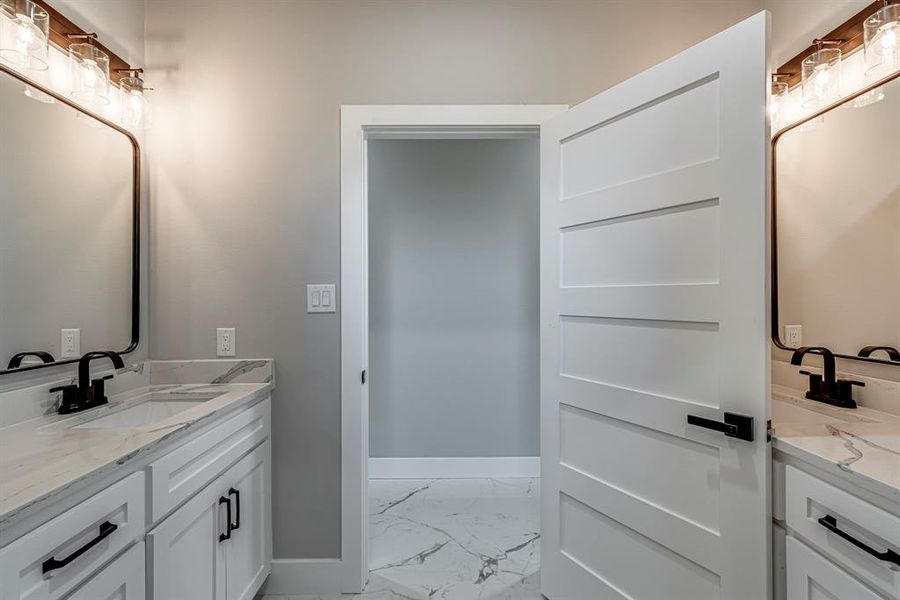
(42, 521, 118, 575)
(228, 488, 240, 531)
(818, 514, 900, 567)
(219, 496, 232, 542)
(686, 412, 754, 442)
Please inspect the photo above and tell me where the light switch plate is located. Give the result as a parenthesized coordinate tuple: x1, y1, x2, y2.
(217, 328, 236, 357)
(61, 329, 80, 358)
(784, 325, 802, 349)
(307, 284, 336, 313)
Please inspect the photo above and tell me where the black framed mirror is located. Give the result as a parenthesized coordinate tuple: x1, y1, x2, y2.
(0, 63, 140, 375)
(772, 69, 900, 366)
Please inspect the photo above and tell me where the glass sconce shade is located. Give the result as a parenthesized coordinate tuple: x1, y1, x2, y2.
(864, 3, 900, 73)
(802, 47, 842, 109)
(119, 76, 148, 127)
(69, 42, 110, 105)
(0, 0, 49, 71)
(770, 79, 789, 130)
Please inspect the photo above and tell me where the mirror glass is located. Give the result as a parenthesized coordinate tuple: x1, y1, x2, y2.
(775, 74, 900, 363)
(0, 67, 136, 372)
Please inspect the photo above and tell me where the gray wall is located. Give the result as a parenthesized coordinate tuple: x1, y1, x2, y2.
(144, 0, 764, 559)
(368, 139, 539, 459)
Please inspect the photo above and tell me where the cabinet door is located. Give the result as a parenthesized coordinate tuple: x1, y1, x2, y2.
(787, 537, 882, 600)
(224, 441, 272, 600)
(66, 543, 145, 600)
(146, 478, 229, 600)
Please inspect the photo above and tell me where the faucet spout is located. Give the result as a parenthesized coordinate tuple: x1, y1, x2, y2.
(77, 351, 125, 407)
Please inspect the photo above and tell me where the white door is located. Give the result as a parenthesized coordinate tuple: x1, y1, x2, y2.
(540, 11, 771, 600)
(224, 442, 273, 600)
(66, 542, 145, 600)
(147, 479, 228, 600)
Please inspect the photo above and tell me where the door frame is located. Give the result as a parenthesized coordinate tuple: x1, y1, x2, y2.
(339, 104, 567, 593)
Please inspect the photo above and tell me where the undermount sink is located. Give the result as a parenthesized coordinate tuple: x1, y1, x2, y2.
(73, 392, 224, 429)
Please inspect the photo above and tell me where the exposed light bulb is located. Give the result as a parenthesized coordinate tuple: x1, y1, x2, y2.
(879, 24, 897, 54)
(16, 16, 35, 51)
(82, 59, 98, 88)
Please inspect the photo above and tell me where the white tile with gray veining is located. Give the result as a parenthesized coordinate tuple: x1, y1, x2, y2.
(257, 477, 542, 600)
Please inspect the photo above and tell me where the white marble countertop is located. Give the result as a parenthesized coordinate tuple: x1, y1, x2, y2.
(772, 385, 900, 504)
(0, 381, 271, 526)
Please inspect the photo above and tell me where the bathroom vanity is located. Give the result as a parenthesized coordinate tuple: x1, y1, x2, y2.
(771, 390, 900, 599)
(0, 360, 274, 600)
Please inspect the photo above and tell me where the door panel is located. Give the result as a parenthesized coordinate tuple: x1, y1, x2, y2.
(541, 11, 770, 599)
(147, 478, 227, 600)
(224, 442, 272, 600)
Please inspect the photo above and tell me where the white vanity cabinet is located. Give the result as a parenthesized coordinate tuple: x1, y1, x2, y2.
(147, 440, 271, 600)
(0, 396, 272, 600)
(65, 542, 146, 600)
(776, 460, 900, 600)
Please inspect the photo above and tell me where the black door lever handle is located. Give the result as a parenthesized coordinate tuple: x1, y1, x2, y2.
(687, 412, 754, 442)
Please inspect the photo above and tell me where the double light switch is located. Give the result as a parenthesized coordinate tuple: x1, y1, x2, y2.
(307, 284, 336, 313)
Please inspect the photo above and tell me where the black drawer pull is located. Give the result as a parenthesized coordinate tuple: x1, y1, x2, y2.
(228, 488, 241, 531)
(219, 496, 232, 542)
(686, 412, 754, 442)
(818, 514, 900, 567)
(42, 521, 118, 575)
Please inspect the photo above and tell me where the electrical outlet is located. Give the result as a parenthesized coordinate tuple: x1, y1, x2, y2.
(61, 329, 80, 358)
(217, 328, 236, 357)
(307, 284, 336, 313)
(785, 325, 803, 349)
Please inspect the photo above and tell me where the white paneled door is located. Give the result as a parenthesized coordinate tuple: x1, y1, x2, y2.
(540, 11, 771, 600)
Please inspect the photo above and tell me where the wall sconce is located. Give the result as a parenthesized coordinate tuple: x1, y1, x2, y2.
(770, 74, 790, 130)
(68, 34, 110, 106)
(117, 68, 151, 127)
(0, 0, 49, 71)
(864, 2, 900, 74)
(801, 39, 842, 109)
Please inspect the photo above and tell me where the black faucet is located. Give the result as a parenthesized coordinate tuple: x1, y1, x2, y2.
(790, 346, 863, 409)
(50, 351, 125, 414)
(7, 351, 55, 369)
(858, 346, 900, 362)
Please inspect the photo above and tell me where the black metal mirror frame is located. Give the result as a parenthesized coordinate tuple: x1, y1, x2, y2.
(0, 63, 141, 375)
(771, 68, 900, 367)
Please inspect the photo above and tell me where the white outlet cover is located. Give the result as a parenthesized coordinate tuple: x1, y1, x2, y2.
(784, 324, 802, 349)
(217, 328, 236, 357)
(307, 284, 336, 313)
(61, 329, 81, 358)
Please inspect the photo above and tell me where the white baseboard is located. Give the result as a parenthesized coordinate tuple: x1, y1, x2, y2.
(258, 558, 342, 595)
(368, 456, 540, 479)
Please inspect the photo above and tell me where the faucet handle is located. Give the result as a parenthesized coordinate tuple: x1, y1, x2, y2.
(799, 370, 823, 396)
(834, 379, 864, 408)
(89, 375, 114, 407)
(50, 384, 80, 414)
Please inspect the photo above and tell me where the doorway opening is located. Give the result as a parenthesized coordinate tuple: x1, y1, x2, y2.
(367, 137, 540, 598)
(340, 106, 566, 597)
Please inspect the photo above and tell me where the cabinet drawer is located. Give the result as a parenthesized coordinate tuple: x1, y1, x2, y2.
(65, 542, 145, 600)
(786, 536, 882, 599)
(785, 465, 900, 597)
(148, 398, 270, 523)
(0, 472, 145, 600)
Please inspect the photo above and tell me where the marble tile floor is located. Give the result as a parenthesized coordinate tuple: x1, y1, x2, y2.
(258, 477, 542, 600)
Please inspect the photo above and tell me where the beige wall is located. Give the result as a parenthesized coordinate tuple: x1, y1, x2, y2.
(764, 0, 871, 67)
(144, 0, 763, 558)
